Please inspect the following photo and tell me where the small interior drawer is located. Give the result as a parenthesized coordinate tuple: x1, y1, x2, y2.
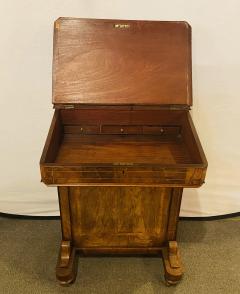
(101, 125, 142, 134)
(64, 124, 181, 136)
(64, 125, 99, 134)
(143, 126, 180, 135)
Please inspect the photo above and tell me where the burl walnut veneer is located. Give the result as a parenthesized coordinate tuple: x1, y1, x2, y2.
(40, 17, 207, 286)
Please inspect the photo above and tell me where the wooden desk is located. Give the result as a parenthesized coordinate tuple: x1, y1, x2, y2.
(40, 18, 207, 286)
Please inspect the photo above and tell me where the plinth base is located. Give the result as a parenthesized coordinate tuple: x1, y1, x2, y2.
(56, 240, 183, 286)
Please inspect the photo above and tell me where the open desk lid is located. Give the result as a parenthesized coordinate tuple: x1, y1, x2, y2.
(53, 17, 192, 107)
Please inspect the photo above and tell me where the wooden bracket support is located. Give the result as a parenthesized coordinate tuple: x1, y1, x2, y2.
(162, 241, 184, 286)
(169, 241, 181, 269)
(56, 240, 78, 285)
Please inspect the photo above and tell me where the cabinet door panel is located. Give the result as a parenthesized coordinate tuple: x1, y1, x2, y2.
(69, 186, 171, 248)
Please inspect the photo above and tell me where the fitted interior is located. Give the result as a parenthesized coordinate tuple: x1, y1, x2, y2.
(42, 108, 203, 166)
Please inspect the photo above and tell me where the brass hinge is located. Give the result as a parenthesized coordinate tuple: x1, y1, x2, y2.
(169, 105, 190, 110)
(63, 104, 74, 109)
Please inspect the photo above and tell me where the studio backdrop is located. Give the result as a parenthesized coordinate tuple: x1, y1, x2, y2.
(0, 0, 240, 216)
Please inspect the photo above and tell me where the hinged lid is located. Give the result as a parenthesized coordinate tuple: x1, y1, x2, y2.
(53, 17, 192, 107)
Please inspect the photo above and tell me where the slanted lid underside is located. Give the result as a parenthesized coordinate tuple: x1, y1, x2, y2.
(53, 18, 192, 106)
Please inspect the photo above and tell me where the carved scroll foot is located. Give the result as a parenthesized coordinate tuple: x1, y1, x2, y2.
(162, 241, 184, 286)
(56, 241, 78, 285)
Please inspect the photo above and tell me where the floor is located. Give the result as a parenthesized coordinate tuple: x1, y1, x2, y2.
(0, 216, 239, 294)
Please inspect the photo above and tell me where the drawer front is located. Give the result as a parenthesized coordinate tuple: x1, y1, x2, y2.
(142, 126, 180, 135)
(64, 125, 180, 136)
(64, 125, 99, 134)
(101, 125, 142, 134)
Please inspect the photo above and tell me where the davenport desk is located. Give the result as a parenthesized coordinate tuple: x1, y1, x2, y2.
(40, 18, 207, 286)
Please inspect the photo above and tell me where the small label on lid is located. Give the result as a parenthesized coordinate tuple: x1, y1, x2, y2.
(114, 24, 130, 29)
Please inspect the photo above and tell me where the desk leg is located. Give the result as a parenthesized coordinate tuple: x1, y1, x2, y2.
(162, 241, 183, 285)
(57, 187, 78, 285)
(56, 240, 78, 285)
(162, 188, 184, 285)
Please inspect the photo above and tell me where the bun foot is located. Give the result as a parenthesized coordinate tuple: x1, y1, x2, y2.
(162, 241, 184, 285)
(56, 241, 78, 285)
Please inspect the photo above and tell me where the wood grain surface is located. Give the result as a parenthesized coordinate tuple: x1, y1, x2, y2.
(68, 186, 171, 248)
(53, 18, 192, 106)
(55, 135, 192, 164)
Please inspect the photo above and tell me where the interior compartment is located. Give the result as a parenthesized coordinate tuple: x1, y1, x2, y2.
(42, 108, 205, 166)
(40, 108, 207, 186)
